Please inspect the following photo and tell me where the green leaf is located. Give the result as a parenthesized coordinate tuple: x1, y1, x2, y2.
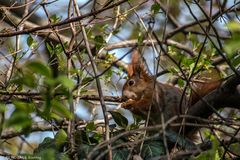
(225, 21, 240, 56)
(51, 99, 73, 119)
(46, 42, 53, 54)
(57, 76, 75, 90)
(177, 78, 184, 87)
(34, 137, 56, 153)
(232, 54, 240, 67)
(109, 111, 128, 128)
(27, 35, 38, 49)
(227, 21, 240, 31)
(48, 112, 62, 122)
(225, 36, 240, 56)
(86, 121, 95, 132)
(137, 31, 144, 46)
(27, 61, 52, 78)
(151, 3, 161, 14)
(55, 43, 64, 54)
(92, 132, 102, 143)
(0, 104, 6, 112)
(112, 148, 129, 160)
(55, 129, 67, 148)
(192, 134, 219, 160)
(229, 143, 240, 156)
(6, 110, 32, 131)
(34, 137, 70, 160)
(50, 14, 62, 24)
(105, 69, 113, 82)
(141, 140, 165, 159)
(27, 36, 34, 47)
(94, 35, 105, 43)
(12, 72, 37, 88)
(94, 35, 106, 49)
(36, 148, 56, 160)
(13, 101, 34, 113)
(23, 74, 37, 88)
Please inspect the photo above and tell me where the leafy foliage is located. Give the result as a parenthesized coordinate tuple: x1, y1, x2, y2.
(109, 111, 128, 129)
(141, 140, 165, 159)
(34, 137, 69, 160)
(0, 1, 240, 160)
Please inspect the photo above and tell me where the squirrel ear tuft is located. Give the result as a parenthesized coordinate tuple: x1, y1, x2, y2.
(131, 49, 140, 65)
(127, 63, 134, 77)
(127, 49, 147, 77)
(127, 50, 139, 76)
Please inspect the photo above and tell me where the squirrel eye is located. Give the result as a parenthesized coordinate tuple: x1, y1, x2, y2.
(128, 79, 135, 86)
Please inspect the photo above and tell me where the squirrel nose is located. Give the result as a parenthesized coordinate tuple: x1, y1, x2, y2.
(122, 95, 128, 101)
(122, 90, 137, 101)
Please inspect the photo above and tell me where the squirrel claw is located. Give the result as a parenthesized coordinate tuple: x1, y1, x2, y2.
(121, 99, 135, 109)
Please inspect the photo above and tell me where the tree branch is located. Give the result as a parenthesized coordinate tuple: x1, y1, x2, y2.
(0, 92, 122, 103)
(187, 74, 240, 126)
(0, 0, 128, 37)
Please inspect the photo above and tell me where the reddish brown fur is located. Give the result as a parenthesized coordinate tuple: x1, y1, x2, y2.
(122, 50, 222, 138)
(190, 69, 222, 105)
(122, 50, 187, 128)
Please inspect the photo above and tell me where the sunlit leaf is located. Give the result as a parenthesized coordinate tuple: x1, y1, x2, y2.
(27, 36, 34, 47)
(177, 78, 184, 87)
(13, 101, 34, 113)
(137, 31, 144, 46)
(55, 129, 67, 148)
(0, 104, 6, 112)
(55, 43, 64, 54)
(27, 61, 52, 78)
(86, 121, 95, 132)
(51, 99, 73, 119)
(46, 42, 53, 54)
(192, 134, 219, 160)
(225, 36, 240, 56)
(232, 53, 240, 67)
(93, 133, 102, 143)
(50, 14, 62, 24)
(57, 76, 75, 90)
(225, 21, 240, 56)
(226, 21, 240, 31)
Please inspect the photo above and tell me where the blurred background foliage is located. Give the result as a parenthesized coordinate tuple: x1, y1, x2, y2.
(0, 0, 240, 159)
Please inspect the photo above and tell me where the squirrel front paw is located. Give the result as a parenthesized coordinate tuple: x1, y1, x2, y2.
(121, 99, 136, 110)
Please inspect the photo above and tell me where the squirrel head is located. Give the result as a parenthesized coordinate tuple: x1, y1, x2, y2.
(122, 50, 153, 101)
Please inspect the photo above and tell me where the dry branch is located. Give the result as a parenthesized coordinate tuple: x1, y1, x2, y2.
(0, 0, 128, 37)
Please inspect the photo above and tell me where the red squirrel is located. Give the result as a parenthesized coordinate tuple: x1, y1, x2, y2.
(121, 50, 222, 137)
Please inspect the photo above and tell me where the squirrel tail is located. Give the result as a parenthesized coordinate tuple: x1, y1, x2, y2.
(190, 68, 223, 105)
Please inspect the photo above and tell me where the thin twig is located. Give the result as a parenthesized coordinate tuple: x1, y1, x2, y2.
(0, 0, 128, 37)
(76, 5, 113, 159)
